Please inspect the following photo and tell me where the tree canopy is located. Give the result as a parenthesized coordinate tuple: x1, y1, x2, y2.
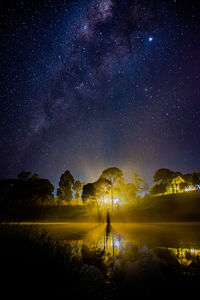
(100, 167, 124, 185)
(82, 183, 96, 205)
(73, 180, 83, 203)
(132, 172, 148, 197)
(100, 167, 124, 209)
(150, 182, 168, 196)
(57, 170, 74, 204)
(153, 168, 175, 183)
(0, 173, 54, 220)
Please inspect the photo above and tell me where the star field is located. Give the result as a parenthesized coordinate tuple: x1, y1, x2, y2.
(0, 0, 200, 185)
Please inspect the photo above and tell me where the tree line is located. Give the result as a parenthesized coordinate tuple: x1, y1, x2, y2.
(56, 167, 148, 208)
(150, 168, 200, 195)
(0, 167, 199, 220)
(0, 167, 147, 220)
(0, 171, 54, 220)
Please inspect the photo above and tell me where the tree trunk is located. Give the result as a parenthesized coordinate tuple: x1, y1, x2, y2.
(96, 200, 100, 221)
(111, 184, 113, 211)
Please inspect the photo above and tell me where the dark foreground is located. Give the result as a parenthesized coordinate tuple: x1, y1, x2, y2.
(1, 223, 200, 299)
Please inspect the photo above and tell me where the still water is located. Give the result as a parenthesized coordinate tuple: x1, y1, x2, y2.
(45, 222, 200, 297)
(18, 222, 200, 296)
(42, 222, 200, 268)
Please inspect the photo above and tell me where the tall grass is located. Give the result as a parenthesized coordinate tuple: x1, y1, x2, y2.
(1, 224, 200, 299)
(0, 224, 115, 299)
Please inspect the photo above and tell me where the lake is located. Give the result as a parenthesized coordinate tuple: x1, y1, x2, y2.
(13, 221, 200, 260)
(38, 221, 200, 246)
(8, 222, 200, 297)
(36, 222, 200, 269)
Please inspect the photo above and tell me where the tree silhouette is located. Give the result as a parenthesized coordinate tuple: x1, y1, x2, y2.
(190, 172, 200, 188)
(82, 183, 96, 205)
(100, 167, 124, 210)
(150, 182, 168, 196)
(57, 170, 74, 205)
(153, 168, 175, 183)
(94, 178, 111, 206)
(0, 173, 54, 220)
(17, 171, 31, 181)
(73, 180, 83, 204)
(30, 173, 40, 180)
(132, 172, 148, 201)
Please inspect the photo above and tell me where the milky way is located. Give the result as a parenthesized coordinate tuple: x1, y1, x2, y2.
(1, 0, 200, 185)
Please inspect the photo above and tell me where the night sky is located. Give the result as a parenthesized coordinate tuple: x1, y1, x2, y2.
(1, 0, 200, 186)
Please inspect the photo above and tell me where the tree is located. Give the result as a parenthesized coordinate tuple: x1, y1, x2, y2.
(150, 182, 168, 196)
(16, 173, 54, 206)
(153, 169, 186, 194)
(100, 167, 124, 210)
(82, 183, 96, 206)
(82, 179, 111, 221)
(56, 187, 65, 203)
(153, 168, 175, 183)
(28, 178, 54, 205)
(94, 178, 111, 207)
(82, 183, 97, 218)
(121, 183, 137, 203)
(0, 173, 54, 220)
(75, 191, 81, 203)
(17, 171, 31, 181)
(57, 170, 74, 205)
(132, 172, 148, 199)
(30, 173, 40, 180)
(72, 180, 83, 204)
(190, 172, 200, 188)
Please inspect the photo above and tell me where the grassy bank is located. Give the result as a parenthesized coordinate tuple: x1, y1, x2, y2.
(0, 204, 91, 222)
(0, 224, 115, 299)
(1, 191, 200, 223)
(112, 191, 200, 222)
(42, 191, 200, 223)
(40, 205, 91, 222)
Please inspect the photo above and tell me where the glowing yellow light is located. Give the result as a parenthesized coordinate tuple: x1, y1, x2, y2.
(113, 198, 119, 204)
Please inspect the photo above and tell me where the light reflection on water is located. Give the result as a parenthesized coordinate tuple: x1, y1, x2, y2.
(53, 222, 200, 271)
(6, 222, 200, 297)
(23, 222, 200, 297)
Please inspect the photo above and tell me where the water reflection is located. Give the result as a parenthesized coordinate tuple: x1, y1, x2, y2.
(166, 247, 200, 266)
(62, 223, 200, 276)
(43, 222, 200, 297)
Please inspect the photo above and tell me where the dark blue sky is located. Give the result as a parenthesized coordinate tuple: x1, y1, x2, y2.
(1, 0, 200, 186)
